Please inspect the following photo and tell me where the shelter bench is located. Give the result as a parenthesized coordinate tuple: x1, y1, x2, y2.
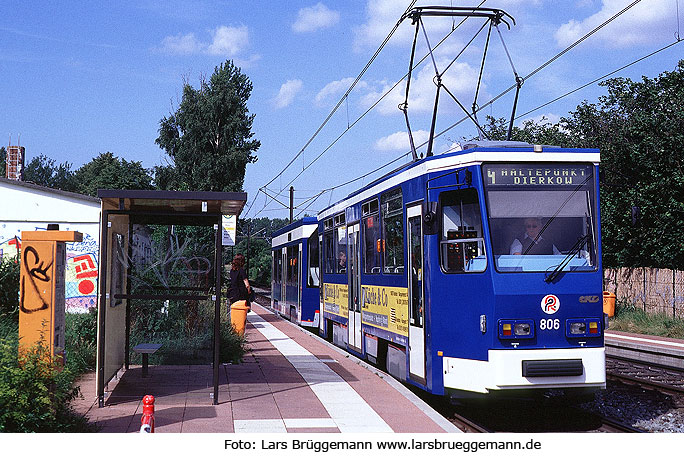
(132, 343, 162, 377)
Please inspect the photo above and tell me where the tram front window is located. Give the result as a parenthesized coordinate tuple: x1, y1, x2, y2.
(483, 163, 598, 273)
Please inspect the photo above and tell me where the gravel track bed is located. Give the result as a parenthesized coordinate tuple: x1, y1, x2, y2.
(580, 380, 684, 432)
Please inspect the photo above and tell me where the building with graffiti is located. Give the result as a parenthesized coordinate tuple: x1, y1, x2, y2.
(1, 177, 100, 313)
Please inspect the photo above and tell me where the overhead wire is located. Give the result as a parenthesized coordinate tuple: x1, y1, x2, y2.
(306, 0, 665, 195)
(248, 1, 489, 218)
(244, 0, 419, 218)
(251, 0, 645, 219)
(261, 0, 418, 191)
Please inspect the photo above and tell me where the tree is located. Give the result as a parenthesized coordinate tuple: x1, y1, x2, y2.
(73, 152, 153, 196)
(23, 154, 76, 191)
(477, 115, 576, 147)
(562, 61, 684, 269)
(156, 60, 260, 192)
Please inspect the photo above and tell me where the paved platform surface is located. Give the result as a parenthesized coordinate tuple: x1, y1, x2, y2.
(73, 303, 457, 433)
(605, 330, 684, 369)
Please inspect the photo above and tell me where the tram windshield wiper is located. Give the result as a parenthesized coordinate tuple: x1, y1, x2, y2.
(545, 234, 591, 283)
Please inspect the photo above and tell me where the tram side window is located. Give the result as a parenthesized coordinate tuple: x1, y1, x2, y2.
(324, 231, 335, 274)
(272, 251, 280, 283)
(381, 188, 404, 274)
(286, 246, 298, 285)
(440, 188, 487, 273)
(363, 213, 382, 274)
(335, 225, 347, 274)
(307, 233, 320, 287)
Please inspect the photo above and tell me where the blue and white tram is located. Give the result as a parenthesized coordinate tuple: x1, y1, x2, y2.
(317, 141, 606, 398)
(271, 217, 320, 327)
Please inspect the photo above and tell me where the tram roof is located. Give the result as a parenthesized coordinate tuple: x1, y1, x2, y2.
(317, 143, 600, 218)
(272, 216, 318, 238)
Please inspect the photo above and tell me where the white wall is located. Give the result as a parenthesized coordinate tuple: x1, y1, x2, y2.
(1, 180, 101, 312)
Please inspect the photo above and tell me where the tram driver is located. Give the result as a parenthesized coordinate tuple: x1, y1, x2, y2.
(510, 217, 561, 256)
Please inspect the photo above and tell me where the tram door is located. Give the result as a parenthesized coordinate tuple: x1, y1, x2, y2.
(347, 223, 362, 351)
(280, 248, 287, 316)
(407, 204, 426, 381)
(296, 243, 302, 321)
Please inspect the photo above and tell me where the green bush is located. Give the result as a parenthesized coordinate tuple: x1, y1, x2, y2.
(0, 255, 20, 323)
(65, 310, 98, 375)
(220, 315, 247, 364)
(0, 336, 95, 432)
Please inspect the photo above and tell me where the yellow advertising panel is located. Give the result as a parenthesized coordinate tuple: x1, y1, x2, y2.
(323, 282, 348, 318)
(361, 284, 409, 337)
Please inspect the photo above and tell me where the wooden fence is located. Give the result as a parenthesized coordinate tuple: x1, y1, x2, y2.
(604, 267, 684, 317)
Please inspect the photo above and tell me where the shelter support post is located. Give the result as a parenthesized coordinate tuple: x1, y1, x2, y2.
(97, 211, 109, 408)
(213, 221, 222, 405)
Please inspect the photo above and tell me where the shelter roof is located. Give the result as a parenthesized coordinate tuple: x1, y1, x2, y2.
(97, 189, 247, 225)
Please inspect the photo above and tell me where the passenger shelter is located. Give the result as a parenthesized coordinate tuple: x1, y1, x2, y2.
(95, 189, 246, 407)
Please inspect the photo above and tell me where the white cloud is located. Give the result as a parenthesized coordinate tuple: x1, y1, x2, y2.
(160, 33, 202, 55)
(274, 79, 303, 109)
(375, 130, 429, 152)
(353, 0, 417, 50)
(315, 78, 368, 106)
(555, 0, 673, 48)
(207, 25, 249, 55)
(353, 0, 475, 51)
(159, 24, 250, 57)
(293, 3, 340, 33)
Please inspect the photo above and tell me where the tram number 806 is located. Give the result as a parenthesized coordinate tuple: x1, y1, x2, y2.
(539, 318, 560, 330)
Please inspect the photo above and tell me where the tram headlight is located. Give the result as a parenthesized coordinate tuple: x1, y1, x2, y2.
(514, 323, 531, 336)
(498, 320, 534, 339)
(569, 322, 586, 335)
(566, 318, 602, 337)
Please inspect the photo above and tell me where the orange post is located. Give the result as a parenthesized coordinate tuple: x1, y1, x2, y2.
(140, 395, 155, 433)
(18, 229, 82, 363)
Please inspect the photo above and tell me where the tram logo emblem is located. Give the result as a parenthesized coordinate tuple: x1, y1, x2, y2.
(541, 294, 560, 315)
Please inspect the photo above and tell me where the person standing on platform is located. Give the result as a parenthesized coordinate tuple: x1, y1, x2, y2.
(228, 253, 252, 310)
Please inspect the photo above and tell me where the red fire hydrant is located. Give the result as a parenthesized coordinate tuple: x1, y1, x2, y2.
(140, 395, 155, 433)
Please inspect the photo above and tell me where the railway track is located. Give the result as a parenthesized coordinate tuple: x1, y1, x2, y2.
(606, 357, 684, 403)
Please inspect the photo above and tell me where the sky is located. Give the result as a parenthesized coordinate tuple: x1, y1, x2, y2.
(2, 0, 683, 220)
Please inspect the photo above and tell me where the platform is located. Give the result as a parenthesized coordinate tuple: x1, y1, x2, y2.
(605, 330, 684, 370)
(73, 302, 457, 433)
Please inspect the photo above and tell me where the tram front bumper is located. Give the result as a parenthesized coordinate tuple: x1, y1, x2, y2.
(442, 347, 606, 394)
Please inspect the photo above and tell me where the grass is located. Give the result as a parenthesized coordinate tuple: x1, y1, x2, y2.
(608, 300, 684, 339)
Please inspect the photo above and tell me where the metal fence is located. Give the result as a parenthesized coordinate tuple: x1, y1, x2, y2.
(604, 267, 684, 317)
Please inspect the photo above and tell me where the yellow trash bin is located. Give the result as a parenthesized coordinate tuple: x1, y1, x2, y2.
(230, 300, 250, 336)
(603, 291, 616, 317)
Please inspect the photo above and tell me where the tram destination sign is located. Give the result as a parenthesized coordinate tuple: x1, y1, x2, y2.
(483, 164, 592, 187)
